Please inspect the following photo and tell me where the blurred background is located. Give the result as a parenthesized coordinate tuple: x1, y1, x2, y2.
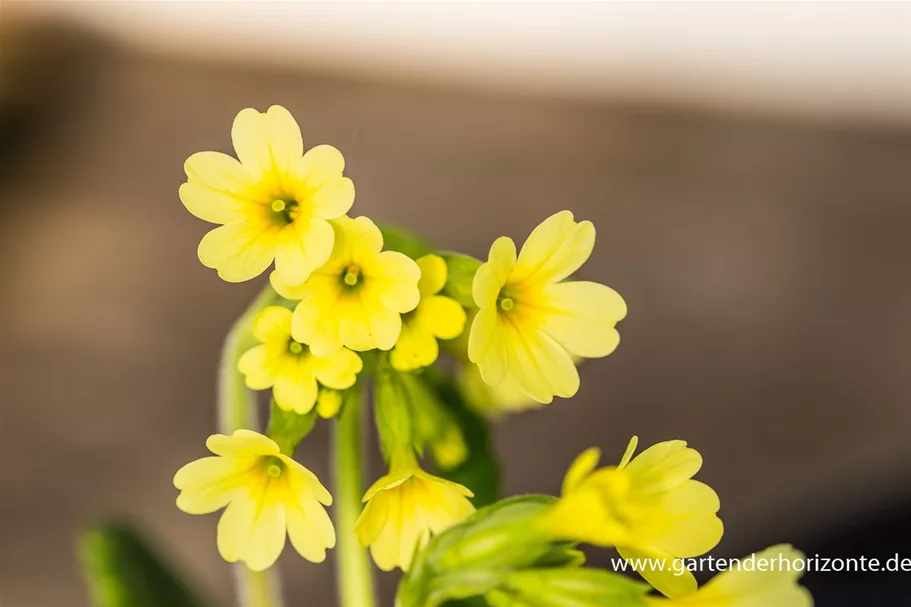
(2, 2, 911, 606)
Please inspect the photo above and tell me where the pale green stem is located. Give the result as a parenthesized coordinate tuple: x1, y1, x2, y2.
(218, 284, 284, 607)
(333, 385, 377, 607)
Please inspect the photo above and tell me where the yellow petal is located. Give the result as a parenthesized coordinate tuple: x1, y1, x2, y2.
(206, 430, 280, 457)
(310, 348, 363, 390)
(217, 492, 257, 564)
(418, 295, 467, 340)
(174, 456, 254, 514)
(283, 454, 333, 506)
(503, 320, 579, 403)
(624, 441, 703, 494)
(273, 358, 319, 414)
(467, 306, 508, 386)
(184, 151, 260, 198)
(252, 306, 293, 343)
(309, 177, 355, 219)
(618, 545, 697, 599)
(179, 181, 255, 225)
(672, 546, 812, 607)
(332, 215, 384, 260)
(511, 211, 595, 287)
(561, 447, 601, 495)
(316, 389, 344, 418)
(197, 221, 277, 283)
(417, 254, 448, 297)
(472, 237, 516, 308)
(539, 281, 627, 358)
(365, 303, 404, 351)
(355, 494, 388, 548)
(287, 496, 336, 563)
(371, 251, 422, 313)
(241, 498, 287, 572)
(270, 270, 308, 300)
(232, 105, 302, 184)
(390, 322, 439, 372)
(238, 344, 277, 390)
(618, 436, 639, 470)
(273, 217, 335, 286)
(291, 280, 346, 356)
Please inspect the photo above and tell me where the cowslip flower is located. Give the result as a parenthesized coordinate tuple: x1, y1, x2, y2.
(544, 437, 723, 598)
(173, 430, 335, 571)
(277, 215, 421, 356)
(467, 210, 627, 404)
(651, 545, 813, 607)
(390, 254, 467, 372)
(238, 306, 362, 414)
(354, 452, 475, 571)
(179, 105, 354, 284)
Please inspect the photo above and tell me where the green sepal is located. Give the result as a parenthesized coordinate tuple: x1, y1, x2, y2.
(379, 223, 436, 259)
(78, 522, 208, 607)
(491, 569, 651, 607)
(398, 495, 562, 607)
(422, 366, 500, 507)
(266, 399, 318, 455)
(439, 252, 481, 308)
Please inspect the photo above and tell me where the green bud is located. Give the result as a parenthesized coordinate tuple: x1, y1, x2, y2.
(440, 252, 482, 308)
(398, 496, 564, 607)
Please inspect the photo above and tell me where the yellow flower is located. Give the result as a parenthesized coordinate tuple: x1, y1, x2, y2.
(173, 430, 335, 571)
(545, 437, 723, 598)
(279, 215, 421, 356)
(651, 545, 813, 607)
(354, 452, 475, 571)
(238, 306, 363, 414)
(180, 105, 354, 284)
(390, 254, 467, 371)
(467, 210, 627, 404)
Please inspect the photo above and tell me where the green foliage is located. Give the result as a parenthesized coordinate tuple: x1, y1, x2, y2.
(78, 522, 207, 607)
(379, 224, 436, 260)
(439, 252, 482, 308)
(422, 367, 500, 507)
(266, 399, 318, 454)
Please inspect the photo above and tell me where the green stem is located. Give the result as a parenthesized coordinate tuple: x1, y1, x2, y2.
(333, 385, 377, 607)
(218, 284, 284, 607)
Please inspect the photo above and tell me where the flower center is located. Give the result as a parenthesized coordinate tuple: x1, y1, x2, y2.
(288, 340, 306, 355)
(342, 264, 362, 288)
(498, 296, 515, 312)
(263, 456, 286, 479)
(270, 198, 300, 225)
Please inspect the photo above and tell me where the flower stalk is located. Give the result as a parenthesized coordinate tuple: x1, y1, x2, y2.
(218, 284, 284, 607)
(333, 384, 377, 607)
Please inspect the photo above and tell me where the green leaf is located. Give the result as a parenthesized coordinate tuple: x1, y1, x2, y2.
(266, 399, 318, 454)
(379, 224, 436, 259)
(422, 367, 500, 507)
(78, 522, 208, 607)
(439, 253, 481, 308)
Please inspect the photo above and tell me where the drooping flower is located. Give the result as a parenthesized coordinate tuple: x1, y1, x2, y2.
(355, 452, 475, 571)
(467, 210, 627, 404)
(238, 306, 363, 414)
(180, 105, 354, 284)
(283, 215, 421, 356)
(173, 430, 335, 571)
(390, 254, 467, 372)
(650, 545, 813, 607)
(544, 437, 723, 598)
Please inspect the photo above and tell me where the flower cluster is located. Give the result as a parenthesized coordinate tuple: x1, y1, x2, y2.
(172, 105, 812, 606)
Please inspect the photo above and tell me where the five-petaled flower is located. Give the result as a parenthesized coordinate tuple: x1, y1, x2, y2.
(390, 254, 467, 372)
(173, 430, 335, 571)
(467, 210, 627, 404)
(649, 545, 812, 607)
(180, 105, 354, 284)
(545, 437, 723, 598)
(355, 451, 475, 572)
(271, 215, 421, 357)
(238, 306, 363, 414)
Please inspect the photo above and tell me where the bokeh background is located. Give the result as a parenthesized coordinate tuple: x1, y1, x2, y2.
(2, 3, 911, 606)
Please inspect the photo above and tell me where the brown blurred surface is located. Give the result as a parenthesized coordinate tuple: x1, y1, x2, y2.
(2, 35, 911, 607)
